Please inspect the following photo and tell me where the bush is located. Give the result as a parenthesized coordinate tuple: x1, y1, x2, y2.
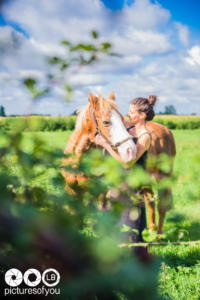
(154, 116, 200, 129)
(0, 116, 76, 132)
(0, 115, 200, 132)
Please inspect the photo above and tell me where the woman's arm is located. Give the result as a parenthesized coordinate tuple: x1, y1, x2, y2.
(123, 133, 151, 168)
(135, 134, 151, 161)
(94, 135, 123, 162)
(95, 133, 151, 166)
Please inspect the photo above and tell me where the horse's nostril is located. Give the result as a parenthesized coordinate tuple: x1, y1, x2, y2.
(127, 147, 136, 160)
(127, 147, 133, 157)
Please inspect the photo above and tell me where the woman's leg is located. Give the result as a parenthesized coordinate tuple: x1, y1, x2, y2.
(120, 200, 146, 243)
(120, 199, 150, 260)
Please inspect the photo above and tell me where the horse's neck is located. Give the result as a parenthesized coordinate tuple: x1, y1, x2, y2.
(64, 129, 92, 157)
(75, 132, 92, 154)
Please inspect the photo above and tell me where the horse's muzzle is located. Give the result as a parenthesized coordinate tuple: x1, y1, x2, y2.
(118, 143, 137, 163)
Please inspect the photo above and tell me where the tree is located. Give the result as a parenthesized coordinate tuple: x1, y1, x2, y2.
(159, 105, 177, 115)
(0, 105, 6, 117)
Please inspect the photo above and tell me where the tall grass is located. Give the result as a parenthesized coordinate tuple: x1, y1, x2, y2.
(0, 115, 200, 131)
(0, 116, 76, 132)
(154, 115, 200, 129)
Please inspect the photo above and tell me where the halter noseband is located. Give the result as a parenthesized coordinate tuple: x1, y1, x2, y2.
(91, 107, 133, 151)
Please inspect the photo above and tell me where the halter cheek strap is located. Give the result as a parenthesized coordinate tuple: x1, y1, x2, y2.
(91, 107, 133, 151)
(127, 125, 135, 132)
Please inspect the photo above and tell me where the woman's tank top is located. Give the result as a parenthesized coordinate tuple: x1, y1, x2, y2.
(133, 136, 148, 169)
(127, 125, 151, 170)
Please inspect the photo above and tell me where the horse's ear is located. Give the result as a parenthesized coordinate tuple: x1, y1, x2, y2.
(89, 93, 98, 108)
(109, 91, 115, 101)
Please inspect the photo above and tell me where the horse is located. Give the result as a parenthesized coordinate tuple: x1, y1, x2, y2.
(61, 92, 176, 234)
(61, 92, 137, 195)
(140, 121, 176, 234)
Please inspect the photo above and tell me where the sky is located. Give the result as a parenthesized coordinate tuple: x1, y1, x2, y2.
(0, 0, 200, 116)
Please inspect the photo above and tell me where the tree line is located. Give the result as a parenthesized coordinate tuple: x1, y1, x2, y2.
(0, 105, 6, 117)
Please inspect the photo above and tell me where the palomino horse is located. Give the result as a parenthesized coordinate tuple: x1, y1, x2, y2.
(61, 92, 176, 234)
(61, 92, 137, 194)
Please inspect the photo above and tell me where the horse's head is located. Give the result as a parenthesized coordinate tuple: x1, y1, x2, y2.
(88, 92, 137, 163)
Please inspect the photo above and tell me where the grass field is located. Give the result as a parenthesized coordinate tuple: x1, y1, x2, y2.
(2, 129, 200, 299)
(0, 114, 200, 131)
(151, 130, 200, 300)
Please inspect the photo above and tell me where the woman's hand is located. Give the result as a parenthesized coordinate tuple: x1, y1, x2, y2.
(124, 119, 131, 127)
(94, 135, 106, 147)
(94, 134, 123, 162)
(123, 118, 135, 136)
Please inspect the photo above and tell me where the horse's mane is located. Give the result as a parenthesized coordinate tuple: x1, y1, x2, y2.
(75, 97, 118, 131)
(75, 104, 90, 131)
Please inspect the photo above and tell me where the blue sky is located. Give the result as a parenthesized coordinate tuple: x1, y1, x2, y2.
(0, 13, 29, 37)
(157, 0, 200, 32)
(101, 0, 124, 10)
(0, 0, 200, 115)
(2, 0, 200, 38)
(101, 0, 200, 37)
(2, 0, 200, 36)
(101, 0, 200, 28)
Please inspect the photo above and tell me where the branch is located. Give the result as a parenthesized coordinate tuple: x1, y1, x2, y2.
(119, 240, 200, 248)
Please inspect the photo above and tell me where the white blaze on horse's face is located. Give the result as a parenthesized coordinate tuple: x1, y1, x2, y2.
(110, 110, 137, 162)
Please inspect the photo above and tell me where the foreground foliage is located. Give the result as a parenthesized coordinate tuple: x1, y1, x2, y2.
(0, 129, 200, 299)
(0, 129, 163, 300)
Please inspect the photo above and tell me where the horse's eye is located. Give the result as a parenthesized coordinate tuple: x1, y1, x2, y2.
(103, 121, 111, 126)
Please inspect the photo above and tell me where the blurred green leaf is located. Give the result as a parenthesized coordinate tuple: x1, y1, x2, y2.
(23, 78, 36, 89)
(91, 31, 98, 39)
(70, 43, 97, 52)
(64, 84, 72, 101)
(61, 40, 71, 46)
(121, 224, 139, 235)
(101, 42, 111, 52)
(23, 78, 49, 99)
(48, 56, 64, 65)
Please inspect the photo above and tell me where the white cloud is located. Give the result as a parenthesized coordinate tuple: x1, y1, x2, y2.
(186, 46, 200, 66)
(175, 22, 190, 47)
(3, 0, 108, 43)
(111, 28, 172, 56)
(0, 0, 200, 115)
(0, 26, 25, 54)
(121, 0, 170, 29)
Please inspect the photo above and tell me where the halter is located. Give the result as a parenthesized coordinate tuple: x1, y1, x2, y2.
(91, 107, 133, 151)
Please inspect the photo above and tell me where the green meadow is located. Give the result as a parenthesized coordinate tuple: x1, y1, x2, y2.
(151, 130, 200, 300)
(1, 129, 200, 299)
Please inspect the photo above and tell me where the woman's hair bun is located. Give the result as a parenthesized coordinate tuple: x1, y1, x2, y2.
(148, 95, 157, 106)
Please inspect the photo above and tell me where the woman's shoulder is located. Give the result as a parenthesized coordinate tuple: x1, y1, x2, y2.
(136, 131, 151, 150)
(137, 131, 151, 140)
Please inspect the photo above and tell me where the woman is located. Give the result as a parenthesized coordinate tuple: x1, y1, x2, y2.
(95, 95, 157, 255)
(125, 95, 157, 165)
(121, 95, 156, 249)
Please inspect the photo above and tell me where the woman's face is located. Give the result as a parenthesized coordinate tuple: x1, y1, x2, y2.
(127, 104, 146, 124)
